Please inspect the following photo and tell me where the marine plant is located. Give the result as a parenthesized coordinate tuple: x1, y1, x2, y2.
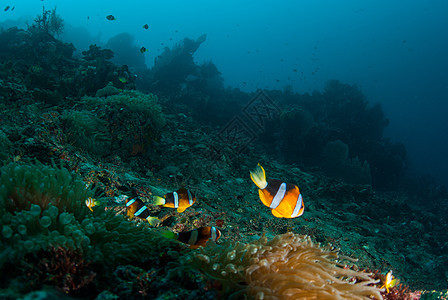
(176, 232, 383, 299)
(29, 7, 65, 37)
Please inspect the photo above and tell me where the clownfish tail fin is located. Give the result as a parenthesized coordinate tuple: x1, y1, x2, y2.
(147, 216, 161, 226)
(250, 163, 268, 189)
(161, 230, 178, 240)
(153, 196, 166, 206)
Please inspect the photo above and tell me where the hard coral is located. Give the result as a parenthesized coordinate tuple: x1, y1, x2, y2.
(182, 233, 382, 299)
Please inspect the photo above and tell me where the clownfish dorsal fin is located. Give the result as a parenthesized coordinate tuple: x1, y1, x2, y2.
(250, 163, 268, 189)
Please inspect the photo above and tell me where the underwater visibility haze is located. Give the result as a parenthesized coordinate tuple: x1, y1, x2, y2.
(1, 0, 448, 299)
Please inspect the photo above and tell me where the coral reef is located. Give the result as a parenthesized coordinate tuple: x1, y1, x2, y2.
(139, 34, 209, 94)
(21, 246, 96, 296)
(80, 90, 166, 157)
(0, 129, 12, 164)
(0, 20, 446, 299)
(29, 7, 65, 37)
(322, 140, 372, 184)
(61, 110, 112, 156)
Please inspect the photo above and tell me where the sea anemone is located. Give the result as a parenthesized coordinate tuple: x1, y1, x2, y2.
(179, 232, 383, 299)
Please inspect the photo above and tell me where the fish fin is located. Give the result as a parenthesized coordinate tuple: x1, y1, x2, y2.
(271, 209, 284, 218)
(147, 217, 161, 226)
(177, 206, 187, 213)
(390, 278, 398, 288)
(161, 230, 178, 240)
(258, 190, 271, 207)
(88, 206, 93, 212)
(94, 200, 101, 206)
(250, 163, 268, 189)
(153, 196, 166, 206)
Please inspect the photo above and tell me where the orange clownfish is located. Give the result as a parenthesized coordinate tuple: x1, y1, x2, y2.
(153, 188, 196, 213)
(126, 197, 160, 226)
(250, 163, 304, 218)
(163, 226, 221, 249)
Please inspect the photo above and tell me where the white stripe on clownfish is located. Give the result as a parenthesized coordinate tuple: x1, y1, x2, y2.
(187, 190, 193, 205)
(173, 192, 179, 208)
(135, 206, 147, 217)
(291, 193, 303, 218)
(270, 182, 286, 209)
(126, 198, 136, 207)
(211, 226, 217, 241)
(187, 229, 198, 245)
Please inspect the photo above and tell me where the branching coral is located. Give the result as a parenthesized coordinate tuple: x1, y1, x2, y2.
(29, 7, 64, 36)
(180, 233, 382, 299)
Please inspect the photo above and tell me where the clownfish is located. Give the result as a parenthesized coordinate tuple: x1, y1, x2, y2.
(126, 197, 161, 226)
(153, 188, 196, 213)
(163, 226, 221, 249)
(250, 163, 304, 218)
(85, 197, 100, 212)
(381, 271, 398, 293)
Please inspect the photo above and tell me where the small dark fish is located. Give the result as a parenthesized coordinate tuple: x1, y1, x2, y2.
(4, 6, 10, 11)
(11, 6, 14, 11)
(106, 15, 116, 21)
(140, 46, 147, 54)
(143, 24, 149, 30)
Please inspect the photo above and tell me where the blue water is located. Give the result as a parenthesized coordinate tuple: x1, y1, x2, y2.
(2, 0, 448, 186)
